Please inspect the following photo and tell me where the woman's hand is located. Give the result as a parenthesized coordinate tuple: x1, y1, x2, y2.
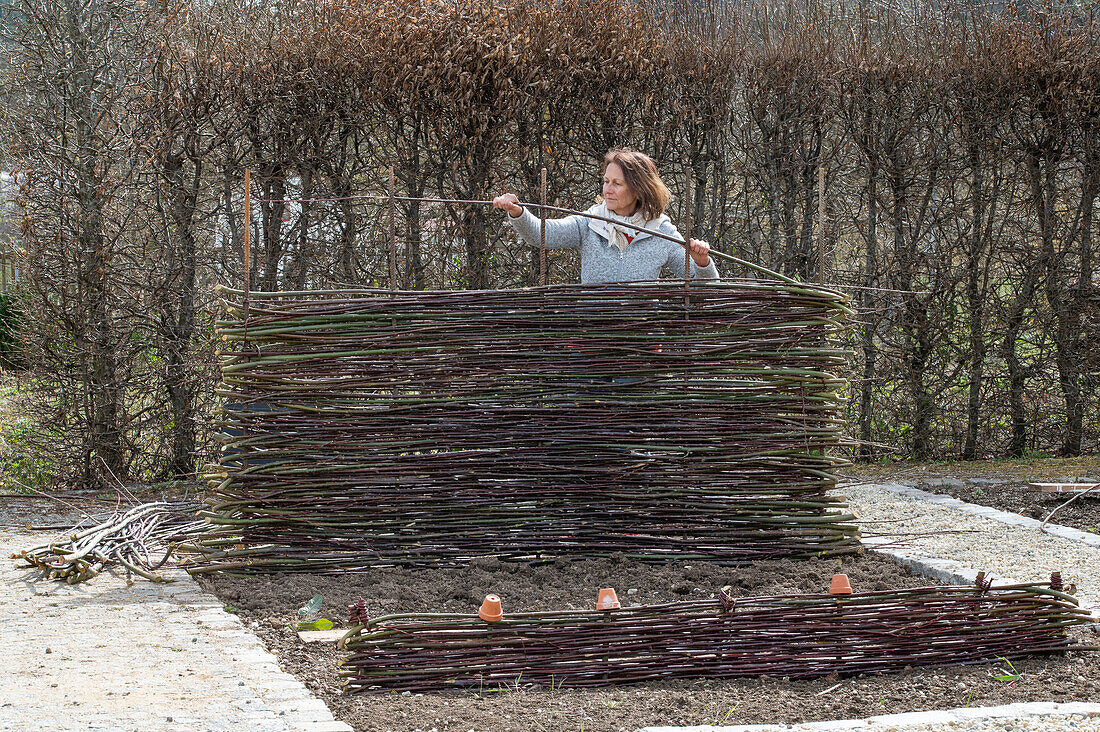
(492, 193, 524, 218)
(687, 238, 711, 267)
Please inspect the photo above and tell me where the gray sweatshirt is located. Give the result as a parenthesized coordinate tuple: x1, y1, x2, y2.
(508, 205, 720, 284)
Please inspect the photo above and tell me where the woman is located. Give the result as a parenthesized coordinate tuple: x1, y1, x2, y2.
(493, 149, 718, 283)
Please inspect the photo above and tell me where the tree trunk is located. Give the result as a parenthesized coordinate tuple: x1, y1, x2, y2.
(857, 162, 879, 460)
(335, 186, 358, 283)
(161, 150, 200, 477)
(1028, 146, 1083, 455)
(287, 168, 312, 291)
(1002, 302, 1030, 457)
(962, 143, 989, 461)
(402, 129, 426, 289)
(461, 152, 491, 290)
(1001, 262, 1040, 457)
(75, 70, 124, 487)
(260, 171, 287, 292)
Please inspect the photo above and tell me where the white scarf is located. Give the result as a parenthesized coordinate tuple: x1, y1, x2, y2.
(588, 202, 655, 252)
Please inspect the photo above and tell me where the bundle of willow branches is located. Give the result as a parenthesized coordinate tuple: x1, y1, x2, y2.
(15, 501, 207, 584)
(341, 580, 1092, 692)
(190, 280, 857, 573)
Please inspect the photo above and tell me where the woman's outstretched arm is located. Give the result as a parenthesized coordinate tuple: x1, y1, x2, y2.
(494, 193, 584, 251)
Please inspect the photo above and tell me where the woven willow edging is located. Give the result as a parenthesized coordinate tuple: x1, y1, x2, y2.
(339, 582, 1093, 692)
(189, 280, 858, 573)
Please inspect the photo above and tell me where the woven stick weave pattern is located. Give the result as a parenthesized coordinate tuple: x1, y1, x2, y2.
(341, 583, 1091, 692)
(191, 281, 858, 572)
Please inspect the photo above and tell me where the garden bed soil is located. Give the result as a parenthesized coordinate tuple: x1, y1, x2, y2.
(844, 455, 1100, 535)
(196, 550, 1100, 732)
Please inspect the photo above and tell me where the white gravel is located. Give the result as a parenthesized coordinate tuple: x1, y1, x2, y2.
(843, 482, 1100, 618)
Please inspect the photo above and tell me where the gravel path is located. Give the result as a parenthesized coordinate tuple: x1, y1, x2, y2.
(0, 528, 351, 732)
(845, 482, 1100, 618)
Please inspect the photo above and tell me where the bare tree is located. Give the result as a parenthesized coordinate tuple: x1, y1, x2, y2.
(9, 0, 151, 486)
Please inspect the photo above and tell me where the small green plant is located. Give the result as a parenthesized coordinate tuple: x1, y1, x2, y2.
(992, 656, 1023, 682)
(1010, 449, 1053, 463)
(497, 671, 524, 693)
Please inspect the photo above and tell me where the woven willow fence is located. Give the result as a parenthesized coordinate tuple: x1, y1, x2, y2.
(340, 580, 1092, 692)
(190, 280, 858, 573)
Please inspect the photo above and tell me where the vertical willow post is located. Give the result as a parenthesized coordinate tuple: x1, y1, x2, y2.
(682, 155, 693, 314)
(240, 168, 252, 475)
(817, 165, 826, 283)
(539, 167, 547, 287)
(242, 168, 251, 342)
(388, 166, 398, 291)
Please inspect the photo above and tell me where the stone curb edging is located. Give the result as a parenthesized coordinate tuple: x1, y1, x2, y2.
(639, 701, 1100, 732)
(862, 482, 1100, 549)
(860, 535, 1021, 587)
(156, 566, 355, 732)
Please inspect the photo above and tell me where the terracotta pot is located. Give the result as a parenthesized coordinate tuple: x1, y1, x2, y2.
(596, 587, 621, 610)
(478, 593, 503, 622)
(829, 573, 852, 595)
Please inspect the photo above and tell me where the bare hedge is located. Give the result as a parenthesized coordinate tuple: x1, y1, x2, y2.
(3, 0, 1097, 487)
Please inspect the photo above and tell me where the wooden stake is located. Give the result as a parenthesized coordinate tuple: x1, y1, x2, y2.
(817, 165, 826, 284)
(243, 169, 251, 291)
(682, 154, 693, 317)
(539, 167, 548, 287)
(388, 166, 398, 291)
(242, 168, 251, 345)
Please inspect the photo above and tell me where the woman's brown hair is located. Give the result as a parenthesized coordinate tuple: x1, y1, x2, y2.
(602, 148, 670, 220)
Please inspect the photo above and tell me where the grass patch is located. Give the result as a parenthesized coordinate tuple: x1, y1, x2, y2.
(0, 374, 57, 493)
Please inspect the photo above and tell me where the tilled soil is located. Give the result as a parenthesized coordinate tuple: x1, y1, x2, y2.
(197, 551, 1100, 732)
(844, 456, 1100, 535)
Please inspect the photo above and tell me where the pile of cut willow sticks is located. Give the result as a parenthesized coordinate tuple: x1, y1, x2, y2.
(341, 579, 1093, 692)
(190, 280, 858, 573)
(15, 501, 207, 583)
